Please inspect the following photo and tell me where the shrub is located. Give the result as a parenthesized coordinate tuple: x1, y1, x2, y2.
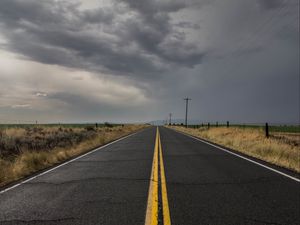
(104, 122, 113, 128)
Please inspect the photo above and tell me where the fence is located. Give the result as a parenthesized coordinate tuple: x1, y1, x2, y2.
(170, 121, 300, 138)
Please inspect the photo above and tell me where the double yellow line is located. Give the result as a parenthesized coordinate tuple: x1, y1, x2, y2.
(145, 127, 171, 225)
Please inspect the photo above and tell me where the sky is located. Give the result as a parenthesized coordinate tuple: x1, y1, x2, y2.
(0, 0, 299, 124)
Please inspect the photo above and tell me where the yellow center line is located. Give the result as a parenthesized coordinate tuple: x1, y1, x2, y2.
(145, 128, 159, 225)
(145, 127, 171, 225)
(158, 129, 171, 225)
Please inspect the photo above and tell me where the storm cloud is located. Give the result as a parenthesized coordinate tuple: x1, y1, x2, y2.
(0, 0, 205, 77)
(0, 0, 298, 124)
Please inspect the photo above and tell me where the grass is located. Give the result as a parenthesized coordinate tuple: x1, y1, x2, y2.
(0, 122, 121, 129)
(169, 126, 300, 173)
(269, 125, 300, 133)
(0, 124, 147, 187)
(186, 124, 300, 133)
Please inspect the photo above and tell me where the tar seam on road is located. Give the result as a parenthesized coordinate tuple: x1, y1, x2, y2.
(0, 129, 145, 194)
(145, 127, 171, 225)
(169, 128, 300, 183)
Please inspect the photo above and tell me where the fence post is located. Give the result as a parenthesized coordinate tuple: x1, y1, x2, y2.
(216, 122, 218, 127)
(227, 121, 229, 128)
(208, 122, 210, 129)
(265, 123, 269, 138)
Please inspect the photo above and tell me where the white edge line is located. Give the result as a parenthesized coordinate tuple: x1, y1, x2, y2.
(169, 128, 300, 183)
(0, 129, 145, 194)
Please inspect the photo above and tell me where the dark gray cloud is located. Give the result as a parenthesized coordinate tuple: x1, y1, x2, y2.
(0, 0, 205, 78)
(257, 0, 283, 10)
(0, 0, 298, 124)
(120, 0, 206, 66)
(82, 8, 115, 24)
(175, 21, 201, 29)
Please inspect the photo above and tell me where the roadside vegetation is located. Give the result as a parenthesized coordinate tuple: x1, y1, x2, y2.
(0, 124, 146, 187)
(169, 126, 300, 173)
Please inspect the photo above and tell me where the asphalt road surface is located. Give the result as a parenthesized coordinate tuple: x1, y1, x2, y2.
(0, 126, 299, 225)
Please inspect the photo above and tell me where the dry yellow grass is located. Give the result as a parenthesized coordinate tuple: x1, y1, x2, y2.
(169, 126, 300, 173)
(4, 128, 27, 137)
(0, 124, 147, 187)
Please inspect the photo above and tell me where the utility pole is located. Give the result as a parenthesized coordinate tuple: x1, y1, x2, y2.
(169, 113, 172, 125)
(184, 97, 191, 128)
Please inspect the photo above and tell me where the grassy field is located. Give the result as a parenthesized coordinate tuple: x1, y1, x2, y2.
(0, 122, 121, 129)
(0, 124, 147, 187)
(186, 124, 300, 133)
(169, 126, 300, 173)
(268, 125, 300, 133)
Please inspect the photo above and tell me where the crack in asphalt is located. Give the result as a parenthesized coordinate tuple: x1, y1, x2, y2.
(243, 217, 284, 225)
(167, 177, 275, 186)
(64, 196, 146, 205)
(206, 214, 284, 225)
(0, 217, 76, 224)
(74, 158, 150, 163)
(23, 176, 151, 186)
(165, 153, 231, 158)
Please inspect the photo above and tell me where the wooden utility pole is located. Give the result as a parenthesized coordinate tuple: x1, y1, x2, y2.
(169, 113, 172, 125)
(184, 98, 191, 128)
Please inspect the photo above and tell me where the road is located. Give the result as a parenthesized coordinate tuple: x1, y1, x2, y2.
(0, 126, 299, 225)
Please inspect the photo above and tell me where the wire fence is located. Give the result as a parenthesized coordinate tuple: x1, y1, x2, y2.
(170, 121, 300, 137)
